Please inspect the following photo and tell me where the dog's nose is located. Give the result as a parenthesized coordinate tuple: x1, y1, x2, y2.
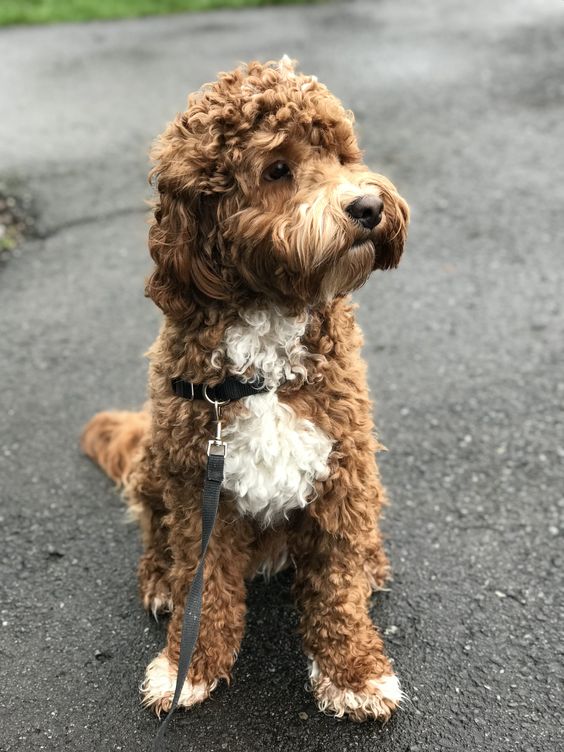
(346, 195, 384, 230)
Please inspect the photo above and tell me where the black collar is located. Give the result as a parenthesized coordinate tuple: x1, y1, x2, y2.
(171, 376, 268, 403)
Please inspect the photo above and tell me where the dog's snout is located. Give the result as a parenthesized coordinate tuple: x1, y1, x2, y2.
(346, 195, 384, 230)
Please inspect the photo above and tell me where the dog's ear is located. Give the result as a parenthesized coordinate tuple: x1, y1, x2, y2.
(374, 178, 410, 270)
(145, 118, 229, 321)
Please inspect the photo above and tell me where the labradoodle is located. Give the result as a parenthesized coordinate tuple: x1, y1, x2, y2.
(82, 57, 409, 723)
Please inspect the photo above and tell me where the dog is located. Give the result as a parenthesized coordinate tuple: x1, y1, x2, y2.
(81, 56, 409, 723)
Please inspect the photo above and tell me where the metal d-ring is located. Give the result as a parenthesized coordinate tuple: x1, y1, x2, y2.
(202, 384, 230, 417)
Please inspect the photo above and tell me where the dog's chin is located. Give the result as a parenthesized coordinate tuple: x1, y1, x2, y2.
(315, 240, 376, 301)
(343, 237, 377, 280)
(350, 237, 376, 258)
(240, 239, 381, 307)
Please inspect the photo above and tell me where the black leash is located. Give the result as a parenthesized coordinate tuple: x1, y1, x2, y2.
(153, 450, 224, 751)
(153, 376, 266, 751)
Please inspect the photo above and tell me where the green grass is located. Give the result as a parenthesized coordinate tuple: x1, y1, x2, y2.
(0, 0, 317, 26)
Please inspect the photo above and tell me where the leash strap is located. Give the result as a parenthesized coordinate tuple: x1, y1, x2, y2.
(153, 451, 224, 752)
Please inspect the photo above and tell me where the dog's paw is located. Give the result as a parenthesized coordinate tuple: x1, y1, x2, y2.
(141, 577, 173, 620)
(309, 661, 402, 722)
(138, 557, 173, 619)
(140, 652, 217, 717)
(145, 590, 173, 620)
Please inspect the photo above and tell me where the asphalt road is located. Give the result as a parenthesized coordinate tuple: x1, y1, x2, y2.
(1, 1, 563, 750)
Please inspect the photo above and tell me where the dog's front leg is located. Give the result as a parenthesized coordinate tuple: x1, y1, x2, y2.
(291, 513, 401, 721)
(141, 490, 253, 716)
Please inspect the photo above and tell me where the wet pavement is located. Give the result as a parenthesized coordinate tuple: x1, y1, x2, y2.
(1, 1, 563, 749)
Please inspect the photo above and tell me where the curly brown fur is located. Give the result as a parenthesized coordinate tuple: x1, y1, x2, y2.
(82, 57, 408, 723)
(81, 410, 149, 485)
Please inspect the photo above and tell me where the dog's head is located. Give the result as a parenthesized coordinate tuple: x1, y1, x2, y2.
(147, 58, 409, 320)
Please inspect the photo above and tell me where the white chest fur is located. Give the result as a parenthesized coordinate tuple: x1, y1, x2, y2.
(213, 308, 333, 526)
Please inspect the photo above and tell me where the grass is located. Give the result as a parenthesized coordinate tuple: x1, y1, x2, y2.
(0, 0, 317, 26)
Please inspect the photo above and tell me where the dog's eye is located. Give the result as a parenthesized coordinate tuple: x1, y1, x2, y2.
(263, 161, 292, 182)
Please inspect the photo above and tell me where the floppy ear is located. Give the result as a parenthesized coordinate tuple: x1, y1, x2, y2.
(374, 178, 410, 271)
(145, 119, 229, 321)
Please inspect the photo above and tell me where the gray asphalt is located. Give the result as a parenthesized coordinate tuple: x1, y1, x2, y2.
(1, 1, 563, 750)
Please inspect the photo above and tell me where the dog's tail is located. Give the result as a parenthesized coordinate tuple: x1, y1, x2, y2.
(81, 410, 150, 486)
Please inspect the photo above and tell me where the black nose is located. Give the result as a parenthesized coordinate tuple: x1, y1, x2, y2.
(346, 195, 384, 230)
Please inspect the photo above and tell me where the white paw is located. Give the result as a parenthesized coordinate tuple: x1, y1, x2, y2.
(140, 652, 216, 717)
(309, 660, 403, 721)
